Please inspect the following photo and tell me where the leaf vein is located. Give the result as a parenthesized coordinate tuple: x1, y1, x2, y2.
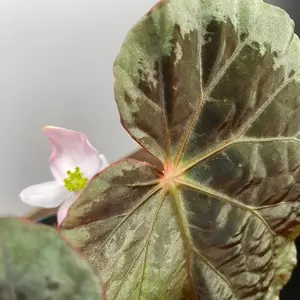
(180, 136, 300, 175)
(171, 186, 198, 300)
(176, 179, 274, 235)
(91, 184, 162, 264)
(192, 247, 241, 300)
(137, 191, 165, 300)
(235, 74, 298, 138)
(173, 29, 204, 166)
(112, 190, 164, 300)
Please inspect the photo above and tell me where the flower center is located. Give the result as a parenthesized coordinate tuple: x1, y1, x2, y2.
(63, 167, 88, 192)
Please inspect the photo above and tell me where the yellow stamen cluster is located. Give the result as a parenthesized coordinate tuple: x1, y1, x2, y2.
(63, 167, 88, 192)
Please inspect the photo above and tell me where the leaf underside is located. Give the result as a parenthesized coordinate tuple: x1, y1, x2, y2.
(62, 0, 300, 299)
(0, 218, 105, 300)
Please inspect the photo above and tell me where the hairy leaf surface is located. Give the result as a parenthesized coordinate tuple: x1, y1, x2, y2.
(0, 217, 105, 300)
(62, 0, 300, 299)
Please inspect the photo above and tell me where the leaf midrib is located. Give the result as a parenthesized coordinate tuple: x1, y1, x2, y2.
(175, 178, 274, 234)
(173, 13, 259, 167)
(112, 191, 165, 300)
(170, 184, 241, 300)
(171, 8, 297, 176)
(179, 135, 300, 175)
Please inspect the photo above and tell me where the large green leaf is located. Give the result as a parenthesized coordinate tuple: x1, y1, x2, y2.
(62, 0, 300, 299)
(0, 217, 105, 299)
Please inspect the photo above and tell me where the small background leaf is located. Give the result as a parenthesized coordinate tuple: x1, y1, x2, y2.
(0, 217, 105, 300)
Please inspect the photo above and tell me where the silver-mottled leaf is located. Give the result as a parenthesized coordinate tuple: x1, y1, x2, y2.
(63, 0, 300, 299)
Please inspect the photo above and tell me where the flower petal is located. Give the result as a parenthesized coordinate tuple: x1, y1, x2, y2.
(43, 126, 101, 182)
(20, 181, 69, 208)
(84, 154, 109, 178)
(99, 154, 109, 170)
(57, 193, 77, 225)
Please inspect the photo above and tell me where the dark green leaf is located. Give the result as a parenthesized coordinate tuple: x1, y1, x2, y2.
(62, 0, 300, 299)
(0, 217, 105, 300)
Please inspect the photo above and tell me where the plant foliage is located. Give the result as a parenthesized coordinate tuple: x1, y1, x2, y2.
(62, 0, 300, 299)
(0, 217, 105, 300)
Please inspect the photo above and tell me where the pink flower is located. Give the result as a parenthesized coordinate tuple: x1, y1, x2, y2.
(20, 126, 108, 225)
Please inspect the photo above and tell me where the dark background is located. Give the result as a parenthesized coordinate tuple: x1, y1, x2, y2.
(265, 1, 299, 299)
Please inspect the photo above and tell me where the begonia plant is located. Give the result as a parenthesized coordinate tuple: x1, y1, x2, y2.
(2, 0, 300, 299)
